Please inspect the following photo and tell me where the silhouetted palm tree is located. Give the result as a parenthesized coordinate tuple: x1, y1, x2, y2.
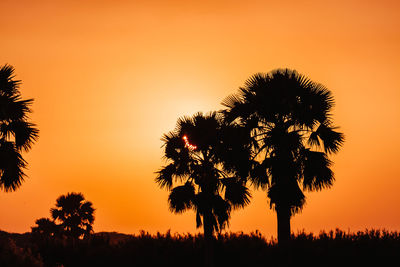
(156, 112, 252, 266)
(222, 69, 344, 244)
(51, 192, 95, 239)
(0, 64, 38, 192)
(31, 217, 59, 237)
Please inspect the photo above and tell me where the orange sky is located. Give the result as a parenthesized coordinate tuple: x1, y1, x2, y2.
(0, 0, 399, 237)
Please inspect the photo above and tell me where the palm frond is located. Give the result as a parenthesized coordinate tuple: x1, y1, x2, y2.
(4, 120, 39, 151)
(80, 201, 95, 223)
(155, 163, 175, 189)
(221, 94, 245, 123)
(244, 73, 269, 89)
(221, 94, 242, 110)
(308, 131, 320, 147)
(168, 182, 195, 213)
(249, 160, 270, 189)
(0, 64, 21, 96)
(296, 72, 314, 89)
(301, 149, 334, 191)
(222, 178, 251, 209)
(0, 141, 26, 191)
(291, 77, 334, 126)
(55, 192, 85, 213)
(162, 132, 181, 156)
(316, 123, 345, 154)
(311, 83, 335, 113)
(0, 95, 33, 121)
(175, 114, 196, 135)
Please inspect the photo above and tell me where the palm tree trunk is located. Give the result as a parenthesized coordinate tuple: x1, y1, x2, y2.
(276, 205, 291, 245)
(203, 212, 214, 267)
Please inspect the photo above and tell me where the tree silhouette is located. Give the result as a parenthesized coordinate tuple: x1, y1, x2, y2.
(50, 192, 95, 239)
(31, 217, 59, 237)
(222, 69, 344, 244)
(156, 112, 252, 266)
(0, 64, 38, 192)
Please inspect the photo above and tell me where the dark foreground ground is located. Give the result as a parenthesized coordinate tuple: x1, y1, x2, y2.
(0, 229, 399, 267)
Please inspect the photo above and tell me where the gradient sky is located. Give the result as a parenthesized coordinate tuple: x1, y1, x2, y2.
(0, 0, 399, 237)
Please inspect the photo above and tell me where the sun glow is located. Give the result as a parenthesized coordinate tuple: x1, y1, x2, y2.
(183, 135, 197, 151)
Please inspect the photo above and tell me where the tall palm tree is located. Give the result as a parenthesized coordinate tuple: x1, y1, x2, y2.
(156, 112, 252, 266)
(222, 69, 344, 244)
(0, 64, 38, 192)
(51, 192, 95, 239)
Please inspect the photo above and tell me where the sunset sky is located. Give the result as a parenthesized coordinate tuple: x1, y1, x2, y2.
(0, 0, 399, 238)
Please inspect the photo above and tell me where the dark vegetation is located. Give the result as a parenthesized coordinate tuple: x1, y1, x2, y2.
(0, 64, 38, 192)
(32, 192, 95, 240)
(157, 69, 344, 248)
(222, 70, 344, 243)
(156, 112, 253, 265)
(3, 66, 392, 266)
(0, 229, 399, 266)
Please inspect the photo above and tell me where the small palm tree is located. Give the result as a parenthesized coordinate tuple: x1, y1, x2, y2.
(50, 192, 95, 239)
(0, 64, 39, 192)
(156, 112, 252, 266)
(31, 217, 59, 237)
(222, 69, 344, 244)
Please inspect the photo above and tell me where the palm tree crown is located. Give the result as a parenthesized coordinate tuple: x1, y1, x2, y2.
(0, 64, 38, 192)
(51, 192, 95, 239)
(222, 69, 344, 243)
(156, 112, 252, 237)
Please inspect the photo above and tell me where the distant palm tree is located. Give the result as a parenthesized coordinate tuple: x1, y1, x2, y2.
(156, 112, 252, 266)
(222, 69, 344, 244)
(51, 192, 95, 239)
(0, 64, 39, 192)
(31, 217, 59, 237)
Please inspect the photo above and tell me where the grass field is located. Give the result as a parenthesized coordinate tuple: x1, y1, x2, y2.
(1, 229, 399, 266)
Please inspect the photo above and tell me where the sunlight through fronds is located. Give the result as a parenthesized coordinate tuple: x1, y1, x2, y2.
(182, 135, 197, 150)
